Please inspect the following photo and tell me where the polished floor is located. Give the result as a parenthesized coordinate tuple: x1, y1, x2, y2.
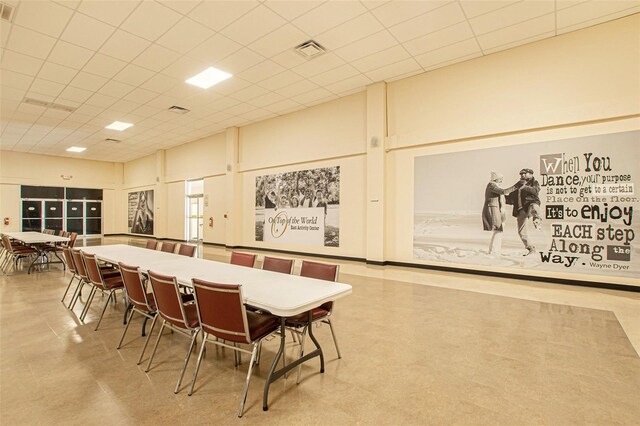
(1, 236, 639, 425)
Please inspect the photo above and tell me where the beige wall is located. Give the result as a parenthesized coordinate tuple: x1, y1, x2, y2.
(203, 175, 226, 244)
(165, 132, 226, 182)
(166, 181, 185, 240)
(123, 154, 156, 189)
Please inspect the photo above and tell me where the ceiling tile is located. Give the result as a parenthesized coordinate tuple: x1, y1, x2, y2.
(402, 21, 474, 56)
(231, 84, 271, 102)
(189, 1, 259, 31)
(483, 30, 555, 55)
(215, 48, 265, 75)
(0, 23, 9, 48)
(245, 91, 285, 108)
(258, 70, 304, 91)
(12, 0, 73, 38)
(557, 0, 590, 10)
(162, 55, 208, 80)
(308, 64, 361, 86)
(247, 24, 309, 59)
(469, 0, 555, 35)
(78, 0, 141, 26)
(69, 71, 108, 92)
(292, 52, 346, 78)
(290, 87, 334, 105)
(334, 30, 398, 62)
(6, 26, 57, 59)
(263, 0, 323, 21)
(140, 73, 181, 93)
(364, 58, 422, 82)
(389, 2, 466, 43)
(120, 1, 182, 41)
(132, 43, 181, 72)
(60, 12, 116, 50)
(315, 12, 383, 51)
(0, 70, 34, 90)
(47, 40, 94, 70)
(100, 30, 152, 62)
(82, 53, 127, 79)
(324, 74, 372, 95)
(237, 60, 286, 83)
(113, 64, 155, 87)
(225, 102, 256, 116)
(74, 103, 105, 118)
(85, 93, 119, 108)
(58, 86, 93, 103)
(98, 80, 136, 98)
(158, 0, 201, 15)
(557, 1, 640, 30)
(351, 45, 410, 73)
(477, 13, 555, 50)
(209, 78, 252, 96)
(110, 99, 141, 114)
(415, 38, 481, 69)
(372, 0, 450, 27)
(1, 85, 26, 101)
(156, 18, 215, 54)
(293, 1, 367, 36)
(277, 79, 319, 97)
(187, 33, 242, 64)
(459, 0, 520, 19)
(37, 62, 77, 84)
(220, 5, 287, 46)
(270, 49, 308, 69)
(123, 88, 159, 105)
(1, 50, 44, 76)
(240, 108, 275, 122)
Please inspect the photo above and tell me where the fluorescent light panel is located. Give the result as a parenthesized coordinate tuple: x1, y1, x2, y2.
(66, 146, 86, 153)
(105, 121, 133, 131)
(185, 67, 232, 89)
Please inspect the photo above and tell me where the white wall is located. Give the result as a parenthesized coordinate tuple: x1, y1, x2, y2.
(165, 132, 226, 182)
(203, 175, 226, 244)
(166, 181, 185, 240)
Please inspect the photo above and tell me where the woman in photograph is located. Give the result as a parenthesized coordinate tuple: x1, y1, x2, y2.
(482, 172, 521, 255)
(132, 191, 154, 234)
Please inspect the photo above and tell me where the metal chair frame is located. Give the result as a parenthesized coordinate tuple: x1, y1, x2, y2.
(79, 251, 124, 331)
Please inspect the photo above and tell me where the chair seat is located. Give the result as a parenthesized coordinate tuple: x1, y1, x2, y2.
(285, 307, 330, 326)
(103, 276, 124, 290)
(163, 303, 199, 329)
(131, 293, 157, 313)
(247, 311, 280, 341)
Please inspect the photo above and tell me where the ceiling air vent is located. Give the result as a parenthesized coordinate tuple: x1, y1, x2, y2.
(295, 40, 326, 59)
(105, 138, 121, 143)
(23, 97, 76, 113)
(168, 105, 190, 114)
(0, 2, 15, 22)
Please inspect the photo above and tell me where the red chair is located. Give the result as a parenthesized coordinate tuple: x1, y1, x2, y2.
(145, 240, 157, 250)
(117, 263, 158, 365)
(160, 242, 176, 253)
(230, 252, 256, 268)
(146, 270, 200, 394)
(188, 278, 280, 417)
(1, 234, 37, 273)
(79, 251, 124, 330)
(177, 244, 196, 257)
(261, 256, 294, 274)
(286, 260, 341, 383)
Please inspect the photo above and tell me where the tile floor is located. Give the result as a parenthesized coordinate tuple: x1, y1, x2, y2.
(1, 236, 639, 425)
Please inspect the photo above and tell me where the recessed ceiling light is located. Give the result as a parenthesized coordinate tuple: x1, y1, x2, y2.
(105, 121, 133, 131)
(185, 67, 232, 89)
(66, 146, 86, 153)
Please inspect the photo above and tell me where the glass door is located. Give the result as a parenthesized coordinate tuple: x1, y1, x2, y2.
(66, 201, 84, 234)
(187, 195, 203, 241)
(22, 200, 42, 231)
(44, 201, 63, 233)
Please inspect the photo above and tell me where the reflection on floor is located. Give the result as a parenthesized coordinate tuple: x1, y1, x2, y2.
(1, 236, 639, 424)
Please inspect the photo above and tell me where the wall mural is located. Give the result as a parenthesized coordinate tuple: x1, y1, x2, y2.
(413, 130, 639, 280)
(128, 190, 154, 235)
(255, 166, 340, 247)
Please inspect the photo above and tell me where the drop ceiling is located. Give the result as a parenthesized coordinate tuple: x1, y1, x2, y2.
(1, 0, 638, 163)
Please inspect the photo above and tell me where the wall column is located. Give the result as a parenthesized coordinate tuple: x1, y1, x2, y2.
(366, 82, 387, 263)
(154, 149, 167, 238)
(225, 127, 241, 247)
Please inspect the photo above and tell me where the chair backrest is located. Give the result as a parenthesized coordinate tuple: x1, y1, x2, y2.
(145, 240, 157, 250)
(300, 260, 339, 282)
(43, 229, 54, 235)
(119, 262, 154, 312)
(62, 247, 77, 274)
(230, 252, 256, 268)
(262, 256, 294, 274)
(57, 230, 65, 236)
(192, 278, 250, 344)
(71, 249, 89, 281)
(178, 244, 196, 257)
(1, 235, 15, 254)
(68, 232, 78, 248)
(81, 251, 104, 287)
(148, 270, 191, 329)
(160, 242, 176, 253)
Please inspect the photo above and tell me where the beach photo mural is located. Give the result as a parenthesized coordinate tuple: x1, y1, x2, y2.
(255, 166, 340, 247)
(413, 130, 639, 280)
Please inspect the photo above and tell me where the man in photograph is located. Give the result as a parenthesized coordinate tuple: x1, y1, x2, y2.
(506, 168, 542, 256)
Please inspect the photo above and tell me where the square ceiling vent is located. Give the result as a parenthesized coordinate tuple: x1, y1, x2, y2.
(0, 2, 15, 22)
(295, 40, 326, 59)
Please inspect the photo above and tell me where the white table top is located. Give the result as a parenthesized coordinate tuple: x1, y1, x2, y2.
(81, 244, 352, 317)
(5, 231, 70, 244)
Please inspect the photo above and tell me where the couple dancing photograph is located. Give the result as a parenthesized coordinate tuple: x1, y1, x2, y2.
(482, 168, 542, 257)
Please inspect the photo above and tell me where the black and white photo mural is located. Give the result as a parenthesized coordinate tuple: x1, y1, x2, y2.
(255, 166, 340, 247)
(413, 130, 639, 280)
(128, 190, 154, 235)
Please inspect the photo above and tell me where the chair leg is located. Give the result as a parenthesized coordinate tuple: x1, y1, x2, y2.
(188, 331, 208, 396)
(94, 290, 116, 331)
(175, 330, 198, 394)
(61, 275, 77, 303)
(296, 326, 308, 384)
(145, 320, 166, 372)
(117, 307, 136, 349)
(238, 343, 259, 418)
(137, 314, 158, 365)
(79, 286, 97, 321)
(326, 319, 342, 359)
(69, 281, 85, 309)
